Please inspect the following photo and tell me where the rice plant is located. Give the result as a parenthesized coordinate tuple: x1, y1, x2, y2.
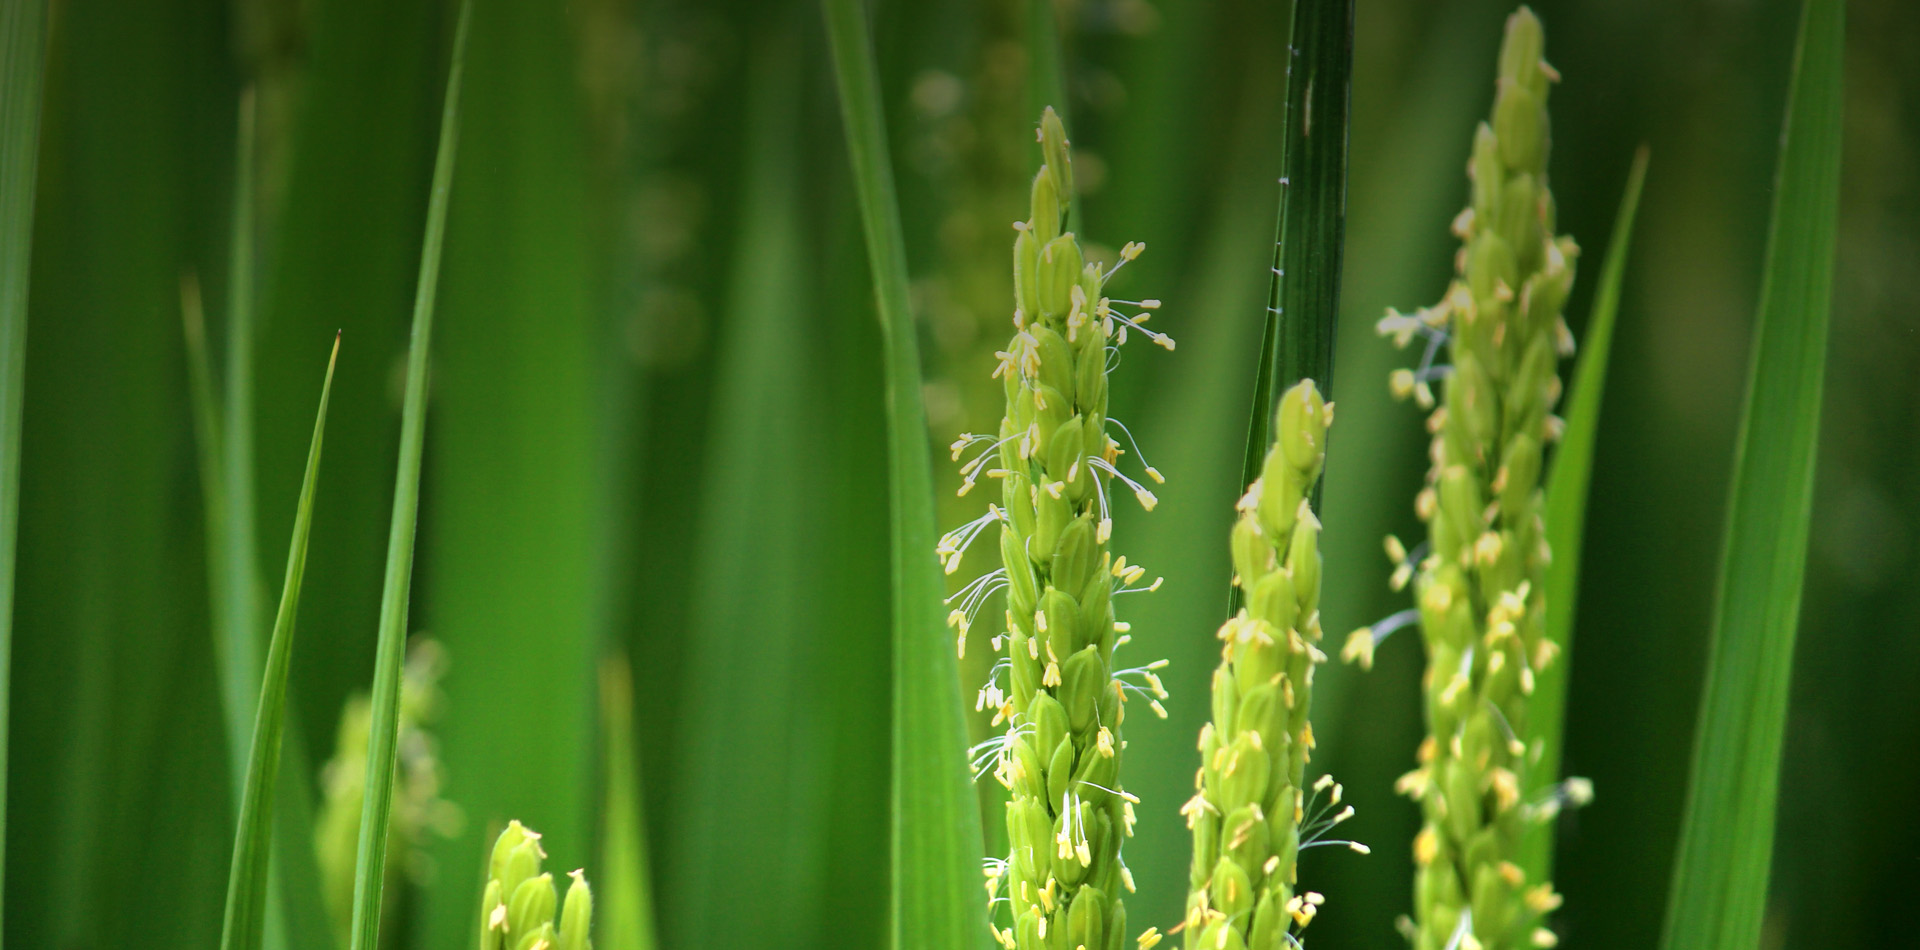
(3, 0, 1874, 949)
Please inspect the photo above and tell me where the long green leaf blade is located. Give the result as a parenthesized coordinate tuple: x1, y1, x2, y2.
(346, 3, 468, 948)
(220, 337, 339, 950)
(218, 89, 266, 780)
(0, 2, 48, 937)
(599, 656, 659, 950)
(1522, 145, 1648, 883)
(1239, 0, 1352, 513)
(822, 1, 986, 947)
(1659, 1, 1843, 947)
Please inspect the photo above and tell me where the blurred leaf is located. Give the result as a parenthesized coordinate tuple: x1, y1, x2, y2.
(669, 32, 832, 948)
(598, 657, 658, 950)
(822, 0, 986, 946)
(346, 3, 467, 948)
(1522, 145, 1648, 883)
(221, 338, 338, 950)
(17, 0, 231, 944)
(1240, 0, 1351, 540)
(0, 0, 48, 936)
(1659, 2, 1842, 948)
(215, 90, 266, 775)
(418, 0, 605, 940)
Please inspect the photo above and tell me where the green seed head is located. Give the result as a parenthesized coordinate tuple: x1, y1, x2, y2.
(1372, 7, 1579, 949)
(948, 108, 1172, 950)
(478, 822, 592, 950)
(1182, 381, 1344, 948)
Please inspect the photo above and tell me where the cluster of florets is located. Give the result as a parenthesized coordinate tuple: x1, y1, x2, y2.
(940, 107, 1173, 950)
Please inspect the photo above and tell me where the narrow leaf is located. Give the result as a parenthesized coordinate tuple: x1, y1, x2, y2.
(218, 89, 266, 778)
(0, 1, 48, 935)
(599, 656, 659, 950)
(1521, 145, 1648, 883)
(1240, 0, 1352, 505)
(1659, 2, 1842, 948)
(220, 337, 339, 950)
(821, 1, 987, 947)
(346, 3, 468, 948)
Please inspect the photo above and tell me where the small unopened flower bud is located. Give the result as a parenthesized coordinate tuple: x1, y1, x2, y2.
(558, 870, 593, 950)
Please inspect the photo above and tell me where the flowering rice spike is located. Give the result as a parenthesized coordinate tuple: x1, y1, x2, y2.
(957, 107, 1171, 950)
(1368, 9, 1583, 949)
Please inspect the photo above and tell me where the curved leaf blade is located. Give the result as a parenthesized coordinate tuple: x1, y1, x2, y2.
(346, 3, 469, 948)
(1522, 145, 1648, 883)
(0, 1, 49, 936)
(220, 337, 339, 950)
(1659, 1, 1843, 946)
(822, 1, 987, 947)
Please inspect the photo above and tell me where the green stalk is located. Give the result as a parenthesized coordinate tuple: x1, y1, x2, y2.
(1658, 1, 1842, 946)
(220, 337, 339, 950)
(822, 1, 987, 947)
(0, 3, 48, 938)
(346, 3, 468, 948)
(1520, 146, 1647, 884)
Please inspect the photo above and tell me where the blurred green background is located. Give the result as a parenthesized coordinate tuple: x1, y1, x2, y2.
(7, 0, 1914, 948)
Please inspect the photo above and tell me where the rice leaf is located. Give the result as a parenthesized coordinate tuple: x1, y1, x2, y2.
(0, 0, 48, 935)
(1659, 1, 1843, 947)
(220, 337, 339, 950)
(217, 89, 266, 773)
(598, 656, 659, 950)
(1521, 145, 1648, 883)
(1239, 0, 1352, 532)
(670, 31, 831, 946)
(822, 1, 986, 946)
(345, 3, 468, 948)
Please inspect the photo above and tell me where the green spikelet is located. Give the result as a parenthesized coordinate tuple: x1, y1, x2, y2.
(1179, 380, 1348, 950)
(478, 821, 594, 950)
(1351, 8, 1577, 950)
(943, 106, 1173, 950)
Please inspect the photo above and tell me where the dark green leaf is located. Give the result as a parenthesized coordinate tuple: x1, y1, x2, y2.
(1239, 0, 1352, 533)
(1522, 145, 1648, 883)
(0, 0, 48, 935)
(1660, 1, 1843, 947)
(822, 1, 987, 946)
